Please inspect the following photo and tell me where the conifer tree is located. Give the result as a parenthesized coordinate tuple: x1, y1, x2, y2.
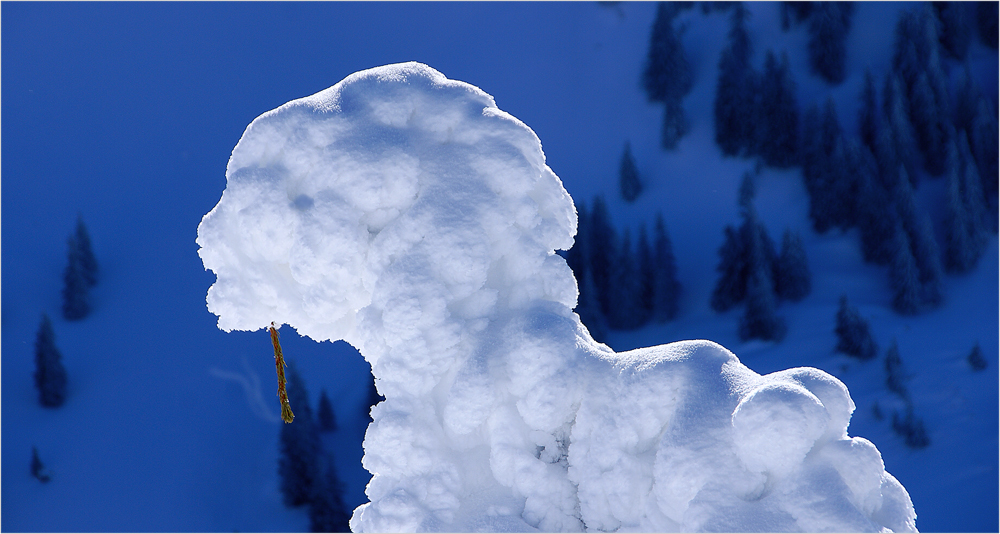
(943, 133, 988, 273)
(711, 224, 747, 313)
(652, 214, 681, 321)
(952, 67, 980, 135)
(884, 338, 908, 397)
(934, 1, 972, 60)
(892, 404, 930, 449)
(909, 71, 950, 176)
(807, 2, 854, 85)
(317, 389, 337, 433)
(757, 50, 799, 167)
(31, 447, 52, 483)
(714, 4, 758, 156)
(577, 268, 609, 343)
(969, 98, 999, 223)
(643, 1, 693, 104)
(834, 295, 877, 360)
(637, 224, 655, 317)
(858, 69, 882, 153)
(968, 341, 988, 371)
(608, 230, 643, 330)
(279, 363, 320, 508)
(62, 236, 91, 321)
(977, 1, 999, 48)
(856, 149, 899, 265)
(889, 221, 921, 315)
(893, 168, 944, 308)
(660, 98, 690, 150)
(34, 314, 67, 408)
(74, 215, 98, 287)
(588, 196, 618, 317)
(882, 73, 921, 184)
(774, 229, 810, 302)
(308, 452, 351, 533)
(619, 142, 643, 203)
(738, 220, 786, 342)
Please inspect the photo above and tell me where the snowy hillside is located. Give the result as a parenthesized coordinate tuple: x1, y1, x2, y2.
(2, 2, 996, 533)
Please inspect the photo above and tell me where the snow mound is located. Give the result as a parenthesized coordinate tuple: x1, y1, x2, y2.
(197, 62, 916, 532)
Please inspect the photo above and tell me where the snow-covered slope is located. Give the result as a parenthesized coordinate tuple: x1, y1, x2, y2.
(2, 2, 996, 532)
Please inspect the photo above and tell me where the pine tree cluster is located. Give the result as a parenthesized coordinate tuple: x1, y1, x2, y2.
(806, 2, 854, 85)
(883, 339, 931, 449)
(564, 197, 681, 341)
(278, 364, 351, 532)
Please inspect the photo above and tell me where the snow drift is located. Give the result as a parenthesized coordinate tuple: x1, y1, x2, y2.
(197, 62, 916, 532)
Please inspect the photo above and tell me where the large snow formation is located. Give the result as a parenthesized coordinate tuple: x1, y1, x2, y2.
(197, 62, 916, 532)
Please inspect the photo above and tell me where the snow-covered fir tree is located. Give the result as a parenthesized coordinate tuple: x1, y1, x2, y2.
(834, 295, 878, 360)
(934, 1, 972, 60)
(34, 313, 67, 408)
(888, 220, 922, 315)
(943, 132, 989, 273)
(73, 215, 98, 287)
(738, 218, 786, 342)
(892, 167, 944, 308)
(588, 196, 618, 317)
(643, 1, 693, 150)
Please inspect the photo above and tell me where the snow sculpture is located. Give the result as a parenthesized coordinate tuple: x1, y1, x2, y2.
(197, 62, 916, 532)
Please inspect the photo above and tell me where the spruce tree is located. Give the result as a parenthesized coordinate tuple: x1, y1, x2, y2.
(774, 229, 810, 302)
(757, 50, 799, 168)
(977, 1, 999, 48)
(884, 338, 908, 397)
(943, 133, 988, 273)
(710, 224, 747, 313)
(308, 452, 351, 533)
(738, 220, 786, 342)
(934, 1, 972, 60)
(807, 2, 854, 85)
(577, 268, 609, 343)
(909, 71, 950, 176)
(652, 214, 681, 321)
(714, 4, 758, 157)
(858, 69, 882, 153)
(643, 1, 693, 104)
(834, 295, 877, 360)
(892, 404, 930, 449)
(278, 363, 320, 508)
(34, 314, 67, 408)
(588, 196, 618, 317)
(317, 389, 337, 433)
(882, 72, 921, 184)
(608, 230, 643, 330)
(856, 149, 899, 266)
(969, 98, 999, 224)
(74, 215, 98, 287)
(952, 67, 980, 135)
(619, 142, 643, 203)
(637, 224, 655, 318)
(889, 220, 921, 315)
(893, 168, 944, 308)
(661, 98, 690, 150)
(968, 341, 988, 371)
(62, 236, 91, 321)
(31, 447, 52, 483)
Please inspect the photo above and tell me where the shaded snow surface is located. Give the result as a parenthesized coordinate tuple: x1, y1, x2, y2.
(197, 62, 916, 532)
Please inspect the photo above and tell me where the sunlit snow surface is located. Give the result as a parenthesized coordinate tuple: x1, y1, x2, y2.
(197, 62, 915, 533)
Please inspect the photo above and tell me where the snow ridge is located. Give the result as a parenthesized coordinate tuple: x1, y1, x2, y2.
(197, 62, 916, 532)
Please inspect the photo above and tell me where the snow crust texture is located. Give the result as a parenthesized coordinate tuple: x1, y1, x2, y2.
(197, 62, 916, 533)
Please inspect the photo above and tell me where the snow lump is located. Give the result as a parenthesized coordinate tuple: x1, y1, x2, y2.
(197, 62, 916, 532)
